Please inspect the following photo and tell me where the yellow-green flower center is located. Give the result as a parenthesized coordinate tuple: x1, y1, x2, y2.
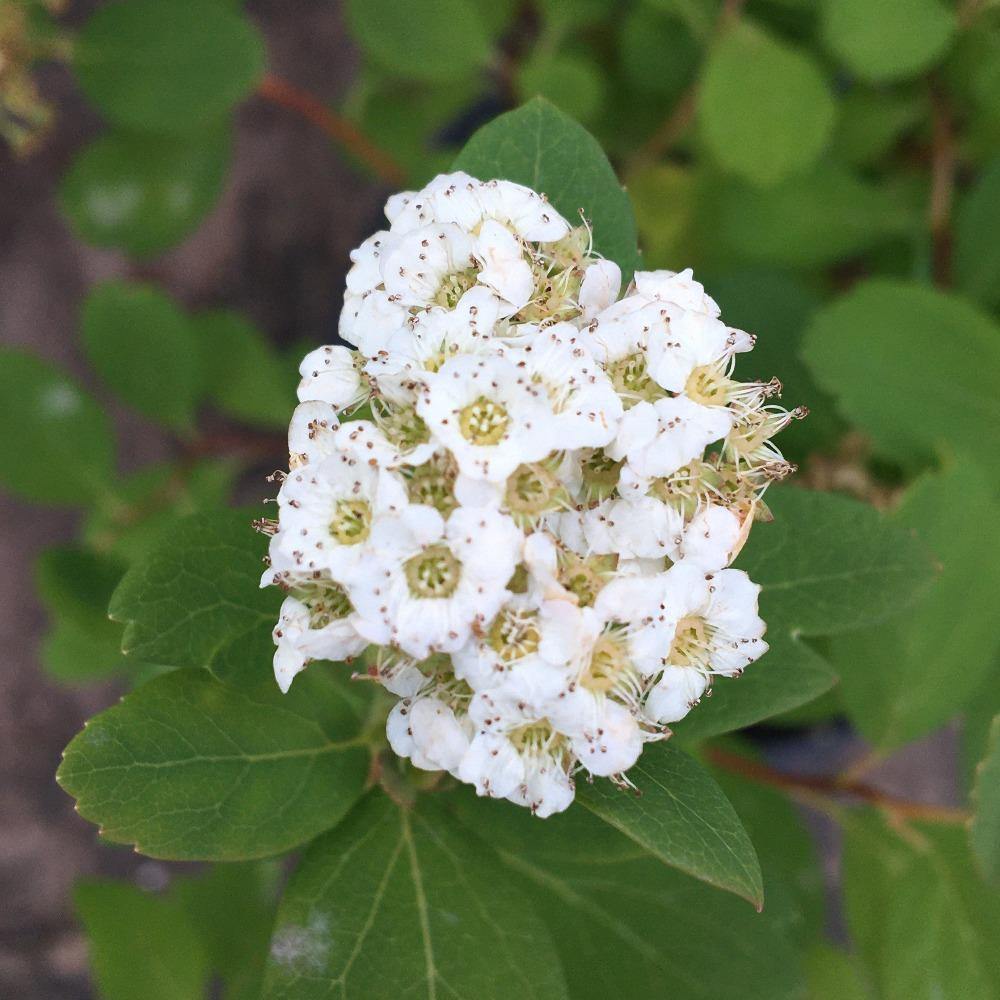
(308, 584, 353, 628)
(404, 544, 462, 598)
(406, 455, 458, 516)
(670, 615, 709, 667)
(684, 364, 732, 407)
(486, 609, 541, 662)
(459, 396, 510, 445)
(607, 351, 657, 404)
(329, 498, 371, 544)
(433, 267, 480, 309)
(582, 634, 631, 693)
(505, 462, 565, 521)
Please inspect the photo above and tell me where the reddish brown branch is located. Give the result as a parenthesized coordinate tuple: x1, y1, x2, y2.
(258, 73, 407, 186)
(708, 748, 971, 825)
(928, 84, 956, 288)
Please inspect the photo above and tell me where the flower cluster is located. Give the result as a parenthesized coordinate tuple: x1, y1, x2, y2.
(263, 172, 803, 817)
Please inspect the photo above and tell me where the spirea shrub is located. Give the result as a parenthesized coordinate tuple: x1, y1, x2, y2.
(262, 172, 804, 816)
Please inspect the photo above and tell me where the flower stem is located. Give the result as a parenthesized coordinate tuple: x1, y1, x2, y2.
(257, 72, 408, 187)
(707, 747, 970, 825)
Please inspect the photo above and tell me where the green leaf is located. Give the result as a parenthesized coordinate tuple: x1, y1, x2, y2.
(450, 792, 805, 1000)
(346, 0, 491, 83)
(821, 0, 955, 83)
(699, 22, 836, 187)
(962, 666, 1000, 792)
(955, 157, 1000, 310)
(175, 862, 281, 1000)
(75, 880, 209, 1000)
(674, 630, 835, 741)
(0, 348, 114, 505)
(806, 944, 872, 1000)
(737, 488, 936, 637)
(57, 668, 369, 860)
(36, 545, 125, 638)
(710, 165, 912, 268)
(618, 6, 699, 99)
(517, 52, 607, 125)
(971, 715, 1000, 883)
(36, 545, 131, 684)
(81, 281, 203, 431)
(832, 463, 1000, 749)
(262, 792, 569, 1000)
(830, 88, 925, 168)
(82, 460, 238, 563)
(577, 741, 763, 906)
(708, 268, 842, 460)
(60, 126, 231, 257)
(210, 624, 380, 744)
(802, 280, 1000, 471)
(41, 618, 129, 684)
(109, 508, 276, 669)
(452, 97, 641, 279)
(627, 164, 702, 270)
(711, 751, 825, 943)
(843, 814, 1000, 1000)
(193, 310, 295, 429)
(75, 0, 265, 134)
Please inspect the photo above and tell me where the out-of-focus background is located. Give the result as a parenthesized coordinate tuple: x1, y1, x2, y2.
(2, 0, 999, 997)
(2, 4, 384, 994)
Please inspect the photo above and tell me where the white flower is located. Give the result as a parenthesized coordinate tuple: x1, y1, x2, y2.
(287, 401, 340, 468)
(271, 592, 367, 694)
(347, 504, 522, 658)
(297, 345, 367, 411)
(633, 268, 721, 317)
(270, 450, 408, 582)
(511, 323, 623, 450)
(610, 395, 733, 480)
(579, 259, 622, 319)
(417, 353, 557, 481)
(387, 696, 471, 773)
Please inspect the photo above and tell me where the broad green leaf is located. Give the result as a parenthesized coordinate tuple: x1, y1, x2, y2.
(971, 715, 1000, 883)
(453, 97, 641, 279)
(262, 792, 569, 1000)
(821, 0, 955, 83)
(832, 464, 1000, 749)
(175, 862, 281, 1000)
(193, 310, 295, 430)
(955, 157, 1000, 310)
(802, 280, 1000, 472)
(709, 268, 842, 460)
(75, 880, 209, 1000)
(450, 792, 805, 1000)
(618, 6, 699, 99)
(737, 488, 936, 637)
(57, 668, 369, 860)
(806, 944, 872, 1000)
(41, 618, 129, 683)
(711, 750, 825, 943)
(962, 666, 1000, 791)
(710, 165, 912, 268)
(577, 741, 763, 906)
(346, 0, 490, 82)
(517, 52, 607, 125)
(210, 623, 380, 743)
(60, 126, 230, 257)
(830, 88, 925, 167)
(36, 545, 130, 684)
(109, 508, 277, 669)
(674, 630, 835, 741)
(628, 165, 701, 271)
(843, 814, 1000, 1000)
(0, 348, 114, 505)
(699, 22, 836, 187)
(82, 460, 238, 563)
(75, 0, 265, 134)
(82, 282, 203, 431)
(35, 545, 125, 638)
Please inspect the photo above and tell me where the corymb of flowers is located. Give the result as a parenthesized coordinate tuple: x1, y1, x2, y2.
(260, 172, 805, 818)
